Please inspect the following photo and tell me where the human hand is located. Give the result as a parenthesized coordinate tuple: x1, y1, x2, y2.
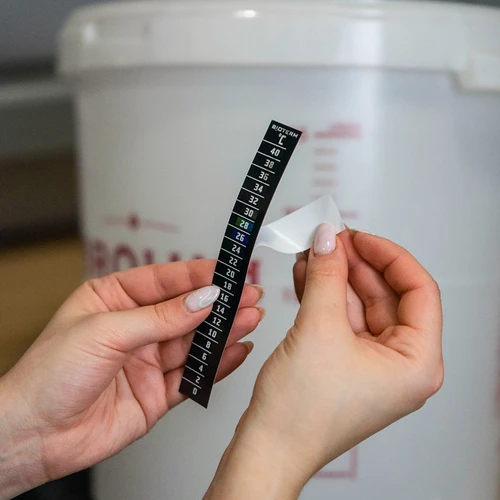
(206, 226, 443, 499)
(0, 260, 264, 497)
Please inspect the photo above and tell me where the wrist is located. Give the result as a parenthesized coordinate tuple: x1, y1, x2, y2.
(205, 415, 309, 500)
(0, 374, 46, 498)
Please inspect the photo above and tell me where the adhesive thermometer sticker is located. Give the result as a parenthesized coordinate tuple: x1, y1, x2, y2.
(179, 120, 302, 408)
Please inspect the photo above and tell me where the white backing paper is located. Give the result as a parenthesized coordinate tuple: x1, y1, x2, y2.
(256, 195, 345, 254)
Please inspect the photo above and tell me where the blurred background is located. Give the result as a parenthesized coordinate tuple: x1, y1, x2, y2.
(1, 2, 115, 499)
(0, 0, 118, 377)
(4, 0, 500, 379)
(2, 0, 500, 499)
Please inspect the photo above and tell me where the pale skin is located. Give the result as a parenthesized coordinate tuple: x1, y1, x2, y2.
(205, 228, 443, 498)
(0, 260, 264, 498)
(0, 227, 443, 499)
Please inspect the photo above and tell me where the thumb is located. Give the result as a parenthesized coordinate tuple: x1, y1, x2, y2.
(297, 224, 349, 327)
(82, 285, 221, 354)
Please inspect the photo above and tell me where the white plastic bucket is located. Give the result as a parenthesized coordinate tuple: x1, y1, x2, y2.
(59, 2, 500, 499)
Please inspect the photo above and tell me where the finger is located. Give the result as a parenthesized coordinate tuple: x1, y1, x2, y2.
(352, 232, 442, 336)
(340, 230, 399, 334)
(293, 253, 307, 303)
(165, 341, 253, 409)
(296, 224, 349, 328)
(158, 306, 264, 373)
(346, 282, 369, 333)
(295, 244, 367, 333)
(73, 260, 219, 313)
(72, 256, 261, 314)
(83, 285, 222, 354)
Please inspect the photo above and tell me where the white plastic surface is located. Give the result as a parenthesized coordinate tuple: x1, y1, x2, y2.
(59, 1, 500, 90)
(59, 1, 500, 499)
(69, 67, 500, 500)
(256, 195, 344, 253)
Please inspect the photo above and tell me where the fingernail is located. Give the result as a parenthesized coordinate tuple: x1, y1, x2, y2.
(243, 341, 254, 354)
(184, 286, 220, 312)
(351, 228, 376, 236)
(251, 284, 265, 302)
(314, 223, 337, 255)
(256, 306, 266, 321)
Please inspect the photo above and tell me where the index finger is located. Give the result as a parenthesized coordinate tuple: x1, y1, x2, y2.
(74, 260, 260, 311)
(339, 229, 399, 334)
(111, 260, 216, 305)
(352, 233, 442, 335)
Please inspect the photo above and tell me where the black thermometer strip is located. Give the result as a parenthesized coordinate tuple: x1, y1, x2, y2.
(179, 120, 302, 408)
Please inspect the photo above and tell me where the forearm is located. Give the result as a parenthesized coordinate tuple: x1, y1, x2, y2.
(205, 422, 308, 500)
(0, 376, 46, 499)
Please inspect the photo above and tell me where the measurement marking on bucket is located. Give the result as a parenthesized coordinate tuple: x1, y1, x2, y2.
(179, 120, 302, 407)
(314, 163, 337, 172)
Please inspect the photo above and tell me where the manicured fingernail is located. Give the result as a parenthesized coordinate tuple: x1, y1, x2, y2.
(243, 341, 254, 354)
(351, 228, 376, 236)
(184, 286, 220, 312)
(251, 284, 265, 301)
(314, 223, 337, 255)
(256, 306, 266, 321)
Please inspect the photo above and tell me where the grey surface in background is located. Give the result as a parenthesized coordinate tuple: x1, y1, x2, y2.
(0, 0, 115, 67)
(0, 98, 74, 159)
